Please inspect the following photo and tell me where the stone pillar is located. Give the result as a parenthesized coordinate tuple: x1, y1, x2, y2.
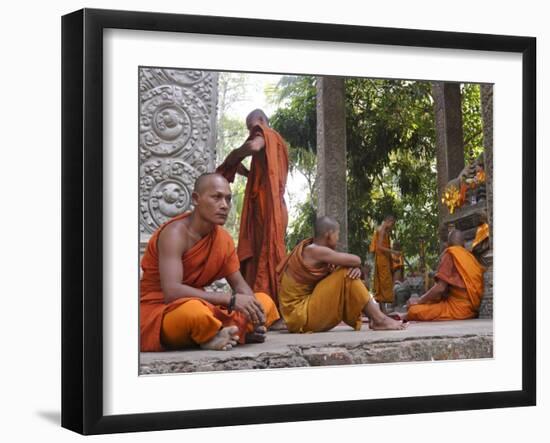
(479, 84, 494, 319)
(139, 68, 218, 251)
(316, 77, 348, 251)
(481, 84, 494, 248)
(432, 82, 465, 227)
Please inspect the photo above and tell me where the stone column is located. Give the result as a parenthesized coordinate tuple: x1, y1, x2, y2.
(316, 76, 348, 251)
(481, 84, 494, 248)
(432, 82, 465, 231)
(139, 68, 218, 252)
(479, 84, 494, 319)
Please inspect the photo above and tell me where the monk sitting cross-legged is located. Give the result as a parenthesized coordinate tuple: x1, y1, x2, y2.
(140, 173, 280, 352)
(403, 229, 486, 322)
(276, 216, 406, 333)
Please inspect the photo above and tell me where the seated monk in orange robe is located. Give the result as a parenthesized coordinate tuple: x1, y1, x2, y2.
(276, 216, 406, 333)
(140, 173, 280, 352)
(404, 229, 486, 321)
(216, 109, 288, 304)
(370, 215, 400, 308)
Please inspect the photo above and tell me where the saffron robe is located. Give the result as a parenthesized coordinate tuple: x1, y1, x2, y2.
(472, 223, 490, 250)
(217, 124, 289, 303)
(391, 253, 404, 272)
(407, 246, 485, 321)
(140, 212, 279, 352)
(370, 229, 394, 303)
(276, 239, 372, 333)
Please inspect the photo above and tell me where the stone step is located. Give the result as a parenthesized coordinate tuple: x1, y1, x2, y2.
(140, 319, 493, 374)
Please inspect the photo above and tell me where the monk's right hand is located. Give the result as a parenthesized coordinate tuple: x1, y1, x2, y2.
(234, 293, 266, 325)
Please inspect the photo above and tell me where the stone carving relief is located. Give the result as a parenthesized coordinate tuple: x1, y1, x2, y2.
(139, 68, 218, 239)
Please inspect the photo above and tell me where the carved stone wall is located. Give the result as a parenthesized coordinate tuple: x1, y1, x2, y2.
(139, 68, 218, 247)
(316, 77, 348, 251)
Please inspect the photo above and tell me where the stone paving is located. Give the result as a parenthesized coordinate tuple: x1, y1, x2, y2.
(140, 318, 493, 374)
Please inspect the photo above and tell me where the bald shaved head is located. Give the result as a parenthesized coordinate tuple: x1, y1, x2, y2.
(246, 109, 269, 128)
(314, 216, 339, 238)
(193, 172, 228, 194)
(448, 229, 465, 247)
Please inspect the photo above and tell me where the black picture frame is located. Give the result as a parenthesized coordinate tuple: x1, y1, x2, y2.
(61, 8, 536, 435)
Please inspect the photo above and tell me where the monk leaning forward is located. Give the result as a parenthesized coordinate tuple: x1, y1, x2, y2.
(370, 215, 400, 309)
(216, 109, 288, 303)
(140, 173, 279, 352)
(404, 229, 485, 321)
(277, 216, 406, 333)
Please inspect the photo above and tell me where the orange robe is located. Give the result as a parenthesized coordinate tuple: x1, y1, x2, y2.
(140, 212, 279, 352)
(407, 246, 485, 321)
(370, 229, 394, 303)
(217, 124, 289, 303)
(391, 253, 404, 272)
(472, 223, 490, 250)
(276, 239, 372, 333)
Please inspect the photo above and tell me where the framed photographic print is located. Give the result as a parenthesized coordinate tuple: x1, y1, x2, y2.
(61, 8, 536, 435)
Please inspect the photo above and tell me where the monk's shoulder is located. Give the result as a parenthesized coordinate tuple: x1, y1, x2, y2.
(158, 219, 191, 253)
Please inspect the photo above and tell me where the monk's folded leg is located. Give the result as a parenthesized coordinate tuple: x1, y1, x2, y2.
(253, 291, 281, 329)
(343, 278, 373, 330)
(160, 299, 222, 348)
(407, 301, 446, 321)
(304, 268, 369, 332)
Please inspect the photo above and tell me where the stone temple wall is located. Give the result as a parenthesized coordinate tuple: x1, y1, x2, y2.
(138, 68, 218, 250)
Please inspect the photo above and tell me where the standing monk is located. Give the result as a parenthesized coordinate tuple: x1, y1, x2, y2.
(140, 173, 280, 352)
(404, 229, 485, 321)
(216, 109, 289, 304)
(370, 215, 400, 309)
(277, 216, 406, 333)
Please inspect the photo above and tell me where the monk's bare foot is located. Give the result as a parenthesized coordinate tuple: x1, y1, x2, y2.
(369, 316, 408, 330)
(245, 325, 267, 343)
(200, 326, 239, 351)
(268, 318, 287, 331)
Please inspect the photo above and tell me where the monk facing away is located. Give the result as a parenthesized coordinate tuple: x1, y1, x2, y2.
(276, 216, 406, 333)
(403, 229, 486, 321)
(140, 173, 280, 352)
(370, 215, 401, 310)
(216, 109, 289, 304)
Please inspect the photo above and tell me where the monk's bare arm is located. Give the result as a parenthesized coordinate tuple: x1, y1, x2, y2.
(308, 246, 362, 267)
(417, 280, 448, 304)
(221, 135, 265, 169)
(376, 227, 399, 255)
(225, 271, 253, 296)
(158, 226, 230, 306)
(225, 271, 266, 325)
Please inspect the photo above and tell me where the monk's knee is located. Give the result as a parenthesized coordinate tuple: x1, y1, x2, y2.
(254, 292, 280, 325)
(162, 300, 220, 347)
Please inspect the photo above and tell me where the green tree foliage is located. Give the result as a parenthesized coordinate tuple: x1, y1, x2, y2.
(461, 83, 484, 162)
(225, 74, 484, 271)
(216, 73, 250, 242)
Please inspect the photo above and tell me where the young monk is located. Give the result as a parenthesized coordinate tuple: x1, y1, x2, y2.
(140, 173, 280, 352)
(391, 240, 405, 283)
(216, 109, 288, 304)
(404, 229, 485, 321)
(370, 215, 401, 310)
(276, 216, 406, 333)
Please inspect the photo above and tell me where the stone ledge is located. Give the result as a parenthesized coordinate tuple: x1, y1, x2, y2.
(140, 319, 493, 374)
